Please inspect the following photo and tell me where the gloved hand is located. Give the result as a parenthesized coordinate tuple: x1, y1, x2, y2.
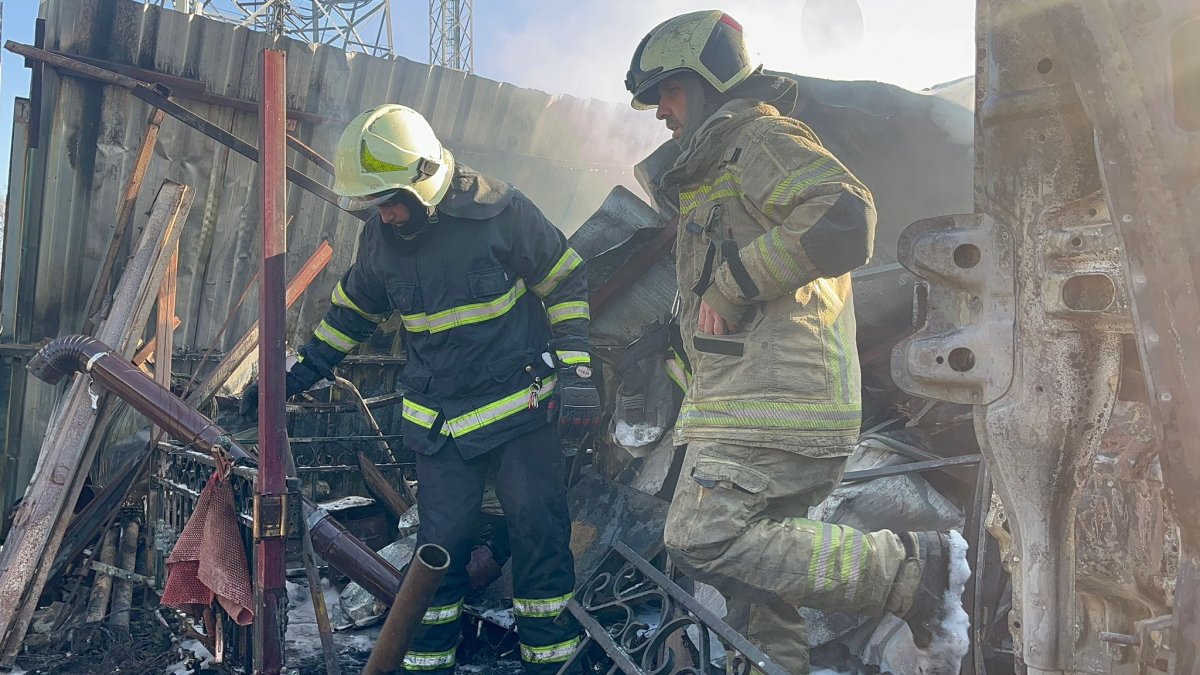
(557, 366, 602, 446)
(239, 358, 326, 419)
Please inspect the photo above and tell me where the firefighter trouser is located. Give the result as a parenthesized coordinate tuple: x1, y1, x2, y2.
(664, 441, 912, 674)
(403, 424, 581, 674)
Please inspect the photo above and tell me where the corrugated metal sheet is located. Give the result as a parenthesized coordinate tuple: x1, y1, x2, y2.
(0, 0, 663, 503)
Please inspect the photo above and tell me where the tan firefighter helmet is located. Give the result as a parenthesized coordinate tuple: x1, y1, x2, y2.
(625, 10, 758, 110)
(333, 104, 456, 210)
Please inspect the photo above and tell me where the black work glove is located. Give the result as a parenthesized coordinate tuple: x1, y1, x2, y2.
(557, 367, 602, 446)
(239, 358, 326, 419)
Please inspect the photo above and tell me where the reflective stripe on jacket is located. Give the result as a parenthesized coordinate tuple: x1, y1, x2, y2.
(653, 99, 876, 454)
(299, 165, 591, 458)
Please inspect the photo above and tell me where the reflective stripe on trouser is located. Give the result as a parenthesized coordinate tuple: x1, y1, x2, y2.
(405, 424, 581, 675)
(663, 441, 909, 674)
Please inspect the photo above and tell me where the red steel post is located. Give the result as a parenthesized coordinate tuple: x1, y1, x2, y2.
(254, 48, 288, 675)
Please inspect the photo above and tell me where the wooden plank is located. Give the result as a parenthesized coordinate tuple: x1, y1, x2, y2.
(132, 315, 181, 367)
(152, 248, 179, 424)
(0, 181, 193, 663)
(83, 109, 166, 331)
(358, 452, 411, 521)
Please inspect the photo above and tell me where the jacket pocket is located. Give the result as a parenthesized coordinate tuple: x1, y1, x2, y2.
(487, 351, 534, 383)
(468, 266, 512, 298)
(387, 281, 418, 313)
(691, 456, 769, 494)
(400, 360, 432, 395)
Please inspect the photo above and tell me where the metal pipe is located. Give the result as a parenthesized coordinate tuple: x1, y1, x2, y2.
(306, 503, 404, 603)
(109, 518, 141, 629)
(28, 335, 408, 605)
(29, 335, 246, 460)
(85, 527, 119, 623)
(361, 544, 451, 675)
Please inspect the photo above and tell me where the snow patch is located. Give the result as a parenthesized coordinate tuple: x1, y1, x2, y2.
(164, 638, 215, 674)
(320, 495, 376, 511)
(478, 607, 516, 629)
(811, 670, 852, 675)
(613, 420, 664, 449)
(874, 529, 971, 675)
(931, 529, 972, 665)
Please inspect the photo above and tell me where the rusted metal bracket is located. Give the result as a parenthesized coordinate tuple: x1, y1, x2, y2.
(252, 492, 296, 540)
(88, 560, 154, 587)
(1099, 614, 1173, 673)
(892, 212, 1016, 405)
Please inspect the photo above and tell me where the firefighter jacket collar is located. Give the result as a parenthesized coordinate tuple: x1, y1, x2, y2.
(436, 164, 515, 220)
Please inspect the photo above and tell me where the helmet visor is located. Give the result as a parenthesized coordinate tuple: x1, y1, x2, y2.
(339, 188, 411, 212)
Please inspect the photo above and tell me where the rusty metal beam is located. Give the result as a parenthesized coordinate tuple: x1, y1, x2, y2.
(287, 134, 335, 175)
(82, 108, 166, 331)
(184, 240, 333, 410)
(3, 41, 354, 216)
(0, 182, 193, 665)
(253, 48, 288, 675)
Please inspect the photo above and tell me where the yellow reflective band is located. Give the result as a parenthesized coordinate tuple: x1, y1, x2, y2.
(764, 157, 844, 219)
(401, 398, 440, 429)
(843, 528, 866, 603)
(513, 592, 573, 618)
(665, 354, 690, 393)
(403, 649, 456, 670)
(679, 168, 742, 217)
(331, 281, 386, 323)
(520, 636, 582, 664)
(401, 280, 527, 334)
(556, 350, 590, 366)
(756, 227, 811, 291)
(532, 249, 583, 297)
(401, 375, 558, 438)
(446, 375, 556, 436)
(679, 399, 861, 431)
(421, 600, 463, 625)
(813, 522, 843, 592)
(314, 320, 359, 354)
(546, 301, 590, 325)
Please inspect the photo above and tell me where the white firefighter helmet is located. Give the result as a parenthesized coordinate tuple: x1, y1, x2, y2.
(333, 104, 456, 210)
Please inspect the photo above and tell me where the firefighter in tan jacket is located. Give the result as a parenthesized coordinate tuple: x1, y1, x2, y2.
(626, 11, 959, 672)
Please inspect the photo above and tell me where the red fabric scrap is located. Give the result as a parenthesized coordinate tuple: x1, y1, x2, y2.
(161, 472, 254, 626)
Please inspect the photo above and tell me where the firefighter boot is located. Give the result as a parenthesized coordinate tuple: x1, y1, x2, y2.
(900, 531, 952, 648)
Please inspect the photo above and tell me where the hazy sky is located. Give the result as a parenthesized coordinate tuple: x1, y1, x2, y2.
(0, 1, 975, 193)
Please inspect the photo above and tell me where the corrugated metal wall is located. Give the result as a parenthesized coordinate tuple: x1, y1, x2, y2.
(0, 0, 662, 507)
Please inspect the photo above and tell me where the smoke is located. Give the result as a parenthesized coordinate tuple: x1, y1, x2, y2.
(485, 0, 975, 104)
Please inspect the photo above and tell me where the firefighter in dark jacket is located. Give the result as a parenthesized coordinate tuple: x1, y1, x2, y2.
(242, 104, 599, 673)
